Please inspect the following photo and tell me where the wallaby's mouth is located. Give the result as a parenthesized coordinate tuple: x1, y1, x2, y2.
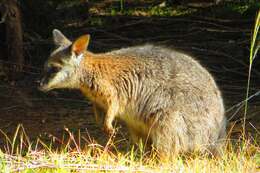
(38, 84, 51, 92)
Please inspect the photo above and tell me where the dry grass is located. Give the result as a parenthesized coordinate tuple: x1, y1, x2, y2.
(0, 125, 259, 173)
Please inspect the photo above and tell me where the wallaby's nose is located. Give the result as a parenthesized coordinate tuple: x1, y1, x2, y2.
(39, 78, 44, 86)
(38, 77, 48, 92)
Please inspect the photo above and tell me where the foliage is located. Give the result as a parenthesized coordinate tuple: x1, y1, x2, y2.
(225, 1, 260, 15)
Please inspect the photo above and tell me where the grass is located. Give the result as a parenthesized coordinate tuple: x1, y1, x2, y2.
(0, 125, 259, 172)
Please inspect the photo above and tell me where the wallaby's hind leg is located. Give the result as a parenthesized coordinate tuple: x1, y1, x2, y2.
(149, 110, 189, 158)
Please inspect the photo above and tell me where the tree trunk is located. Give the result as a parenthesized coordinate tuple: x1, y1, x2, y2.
(4, 0, 24, 80)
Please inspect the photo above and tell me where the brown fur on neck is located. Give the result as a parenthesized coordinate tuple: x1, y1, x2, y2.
(78, 51, 139, 110)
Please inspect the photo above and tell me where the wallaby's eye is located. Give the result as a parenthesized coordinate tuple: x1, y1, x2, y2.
(48, 66, 61, 74)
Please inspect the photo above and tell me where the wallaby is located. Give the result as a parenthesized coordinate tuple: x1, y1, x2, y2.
(39, 29, 226, 157)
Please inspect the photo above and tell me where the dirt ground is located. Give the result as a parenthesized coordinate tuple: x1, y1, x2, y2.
(0, 2, 259, 150)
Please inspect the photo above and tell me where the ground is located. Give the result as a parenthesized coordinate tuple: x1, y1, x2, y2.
(0, 1, 259, 152)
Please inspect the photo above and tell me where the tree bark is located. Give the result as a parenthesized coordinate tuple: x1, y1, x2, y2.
(4, 0, 24, 80)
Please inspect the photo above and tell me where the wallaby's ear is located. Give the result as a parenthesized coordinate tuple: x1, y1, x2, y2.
(72, 35, 90, 56)
(53, 29, 72, 47)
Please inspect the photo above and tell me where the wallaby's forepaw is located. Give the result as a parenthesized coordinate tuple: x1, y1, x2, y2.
(103, 125, 115, 136)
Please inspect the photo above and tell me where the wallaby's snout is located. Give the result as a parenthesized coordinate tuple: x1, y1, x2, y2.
(39, 73, 52, 92)
(38, 77, 48, 92)
(38, 58, 62, 92)
(38, 67, 50, 92)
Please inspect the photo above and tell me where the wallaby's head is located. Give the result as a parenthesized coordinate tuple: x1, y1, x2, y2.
(39, 29, 90, 92)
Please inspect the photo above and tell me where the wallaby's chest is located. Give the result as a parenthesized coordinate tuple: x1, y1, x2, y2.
(80, 86, 109, 110)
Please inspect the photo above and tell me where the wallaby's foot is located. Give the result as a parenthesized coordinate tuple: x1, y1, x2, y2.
(103, 123, 115, 136)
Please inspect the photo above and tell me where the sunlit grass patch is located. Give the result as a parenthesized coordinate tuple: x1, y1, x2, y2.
(111, 6, 197, 17)
(0, 125, 259, 173)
